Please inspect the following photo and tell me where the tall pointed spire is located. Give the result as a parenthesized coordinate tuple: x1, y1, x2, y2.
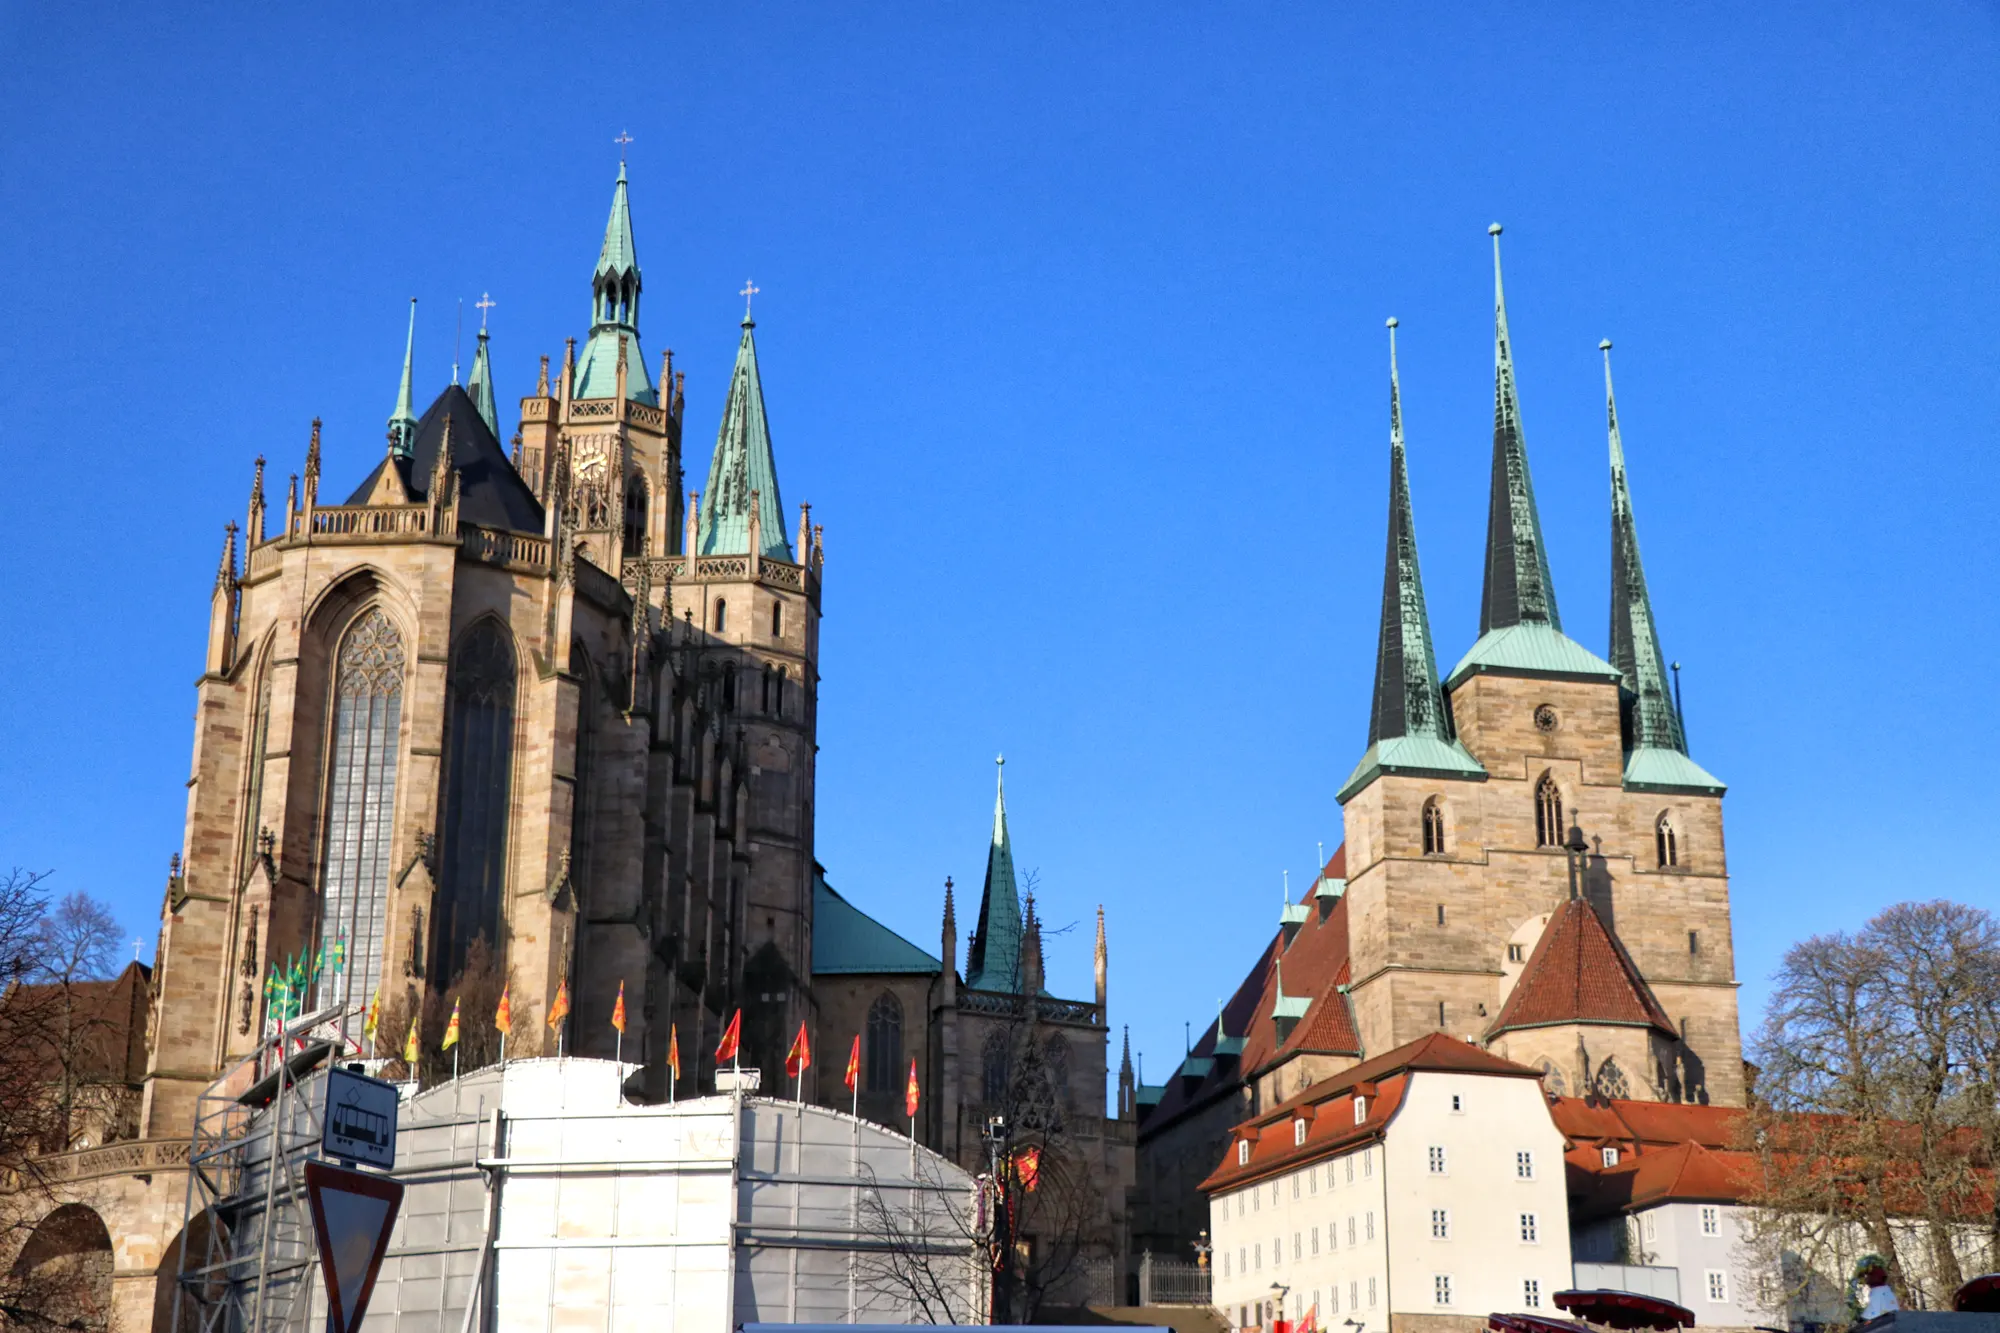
(1339, 319, 1485, 803)
(1448, 227, 1620, 691)
(467, 327, 498, 440)
(965, 756, 1024, 992)
(697, 313, 791, 559)
(1603, 341, 1725, 794)
(573, 163, 655, 403)
(387, 299, 418, 459)
(1479, 224, 1559, 635)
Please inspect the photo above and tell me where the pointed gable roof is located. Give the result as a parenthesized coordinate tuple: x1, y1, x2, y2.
(346, 385, 544, 533)
(1603, 342, 1725, 796)
(1341, 319, 1486, 802)
(697, 320, 791, 559)
(965, 759, 1024, 992)
(1450, 227, 1618, 690)
(1486, 896, 1677, 1039)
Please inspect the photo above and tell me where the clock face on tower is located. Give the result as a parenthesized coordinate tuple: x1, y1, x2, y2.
(570, 435, 616, 529)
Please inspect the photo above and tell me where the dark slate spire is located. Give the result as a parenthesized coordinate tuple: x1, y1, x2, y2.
(1447, 228, 1620, 690)
(1339, 320, 1484, 803)
(1602, 341, 1725, 794)
(1479, 224, 1560, 635)
(964, 756, 1024, 992)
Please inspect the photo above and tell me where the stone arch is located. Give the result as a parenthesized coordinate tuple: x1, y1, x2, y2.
(151, 1208, 226, 1333)
(10, 1202, 113, 1331)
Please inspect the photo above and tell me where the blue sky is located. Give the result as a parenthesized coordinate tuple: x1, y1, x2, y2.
(1, 5, 1995, 1086)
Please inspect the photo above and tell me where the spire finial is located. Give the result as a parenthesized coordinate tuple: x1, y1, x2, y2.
(387, 298, 419, 460)
(476, 292, 496, 331)
(614, 129, 633, 170)
(740, 279, 760, 326)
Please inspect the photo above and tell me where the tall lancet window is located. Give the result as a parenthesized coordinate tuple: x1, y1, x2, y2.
(317, 608, 404, 1017)
(1534, 774, 1564, 848)
(866, 991, 902, 1093)
(239, 667, 274, 878)
(434, 621, 516, 983)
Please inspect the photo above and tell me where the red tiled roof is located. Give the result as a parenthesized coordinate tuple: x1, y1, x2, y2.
(1141, 849, 1357, 1133)
(1487, 897, 1677, 1039)
(1197, 1033, 1543, 1193)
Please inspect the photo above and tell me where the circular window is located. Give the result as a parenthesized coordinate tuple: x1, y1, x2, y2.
(1533, 704, 1559, 734)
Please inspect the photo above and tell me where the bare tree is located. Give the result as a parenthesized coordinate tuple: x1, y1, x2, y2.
(32, 893, 123, 1151)
(854, 1153, 987, 1324)
(378, 935, 535, 1087)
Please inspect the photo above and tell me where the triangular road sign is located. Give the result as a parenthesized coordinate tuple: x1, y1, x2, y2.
(305, 1160, 404, 1333)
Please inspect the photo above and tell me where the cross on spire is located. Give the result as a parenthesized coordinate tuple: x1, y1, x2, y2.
(614, 129, 634, 158)
(740, 279, 760, 322)
(475, 292, 495, 330)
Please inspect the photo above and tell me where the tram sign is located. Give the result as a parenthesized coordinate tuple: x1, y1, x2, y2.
(322, 1067, 398, 1170)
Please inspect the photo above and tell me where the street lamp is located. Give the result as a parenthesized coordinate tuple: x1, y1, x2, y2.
(1194, 1229, 1211, 1270)
(1269, 1282, 1290, 1329)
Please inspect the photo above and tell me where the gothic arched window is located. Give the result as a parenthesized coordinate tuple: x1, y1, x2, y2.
(866, 992, 902, 1093)
(1534, 774, 1564, 848)
(435, 620, 516, 983)
(1655, 813, 1679, 869)
(240, 664, 274, 878)
(1421, 798, 1446, 856)
(770, 600, 783, 638)
(316, 608, 404, 1018)
(624, 476, 648, 555)
(982, 1031, 1011, 1104)
(713, 598, 728, 634)
(1595, 1058, 1631, 1100)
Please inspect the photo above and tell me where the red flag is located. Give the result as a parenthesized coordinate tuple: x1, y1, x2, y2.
(667, 1024, 681, 1079)
(493, 986, 511, 1037)
(715, 1009, 742, 1064)
(843, 1035, 861, 1092)
(1014, 1146, 1042, 1192)
(1296, 1305, 1318, 1333)
(546, 979, 570, 1030)
(785, 1022, 811, 1078)
(905, 1057, 920, 1119)
(611, 981, 627, 1034)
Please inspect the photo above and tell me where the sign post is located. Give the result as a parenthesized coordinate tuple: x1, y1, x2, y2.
(304, 1161, 404, 1333)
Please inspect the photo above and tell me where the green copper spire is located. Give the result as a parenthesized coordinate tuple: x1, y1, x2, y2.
(1448, 228, 1620, 690)
(1339, 320, 1485, 803)
(387, 299, 418, 459)
(573, 162, 656, 403)
(1603, 341, 1725, 795)
(965, 757, 1025, 992)
(467, 327, 497, 440)
(1479, 224, 1560, 635)
(697, 310, 791, 558)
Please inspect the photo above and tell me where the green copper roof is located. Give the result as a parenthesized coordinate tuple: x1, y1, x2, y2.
(964, 760, 1025, 992)
(697, 321, 791, 559)
(387, 299, 418, 459)
(1272, 958, 1311, 1021)
(1136, 1083, 1166, 1108)
(1446, 621, 1620, 689)
(466, 328, 497, 440)
(1280, 901, 1309, 927)
(1479, 226, 1562, 637)
(1314, 876, 1346, 900)
(1624, 746, 1726, 795)
(1345, 319, 1486, 805)
(811, 868, 942, 975)
(574, 165, 656, 404)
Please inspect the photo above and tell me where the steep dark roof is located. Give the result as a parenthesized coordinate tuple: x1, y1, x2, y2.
(346, 385, 544, 534)
(811, 870, 942, 976)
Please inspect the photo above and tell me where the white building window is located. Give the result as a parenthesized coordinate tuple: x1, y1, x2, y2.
(1239, 1141, 1250, 1166)
(1516, 1150, 1535, 1179)
(1354, 1096, 1367, 1123)
(1706, 1270, 1729, 1304)
(1450, 1093, 1464, 1112)
(1350, 1281, 1359, 1310)
(1431, 1209, 1450, 1239)
(1428, 1145, 1447, 1174)
(1295, 1119, 1309, 1146)
(1292, 1176, 1301, 1199)
(1346, 1217, 1355, 1246)
(1524, 1279, 1542, 1308)
(1700, 1205, 1720, 1237)
(1364, 1148, 1374, 1178)
(1434, 1274, 1454, 1306)
(1601, 1146, 1620, 1167)
(1253, 1189, 1259, 1212)
(1309, 1166, 1319, 1195)
(1240, 1247, 1247, 1272)
(1344, 1156, 1354, 1183)
(1369, 1277, 1378, 1307)
(1642, 1212, 1657, 1242)
(1254, 1243, 1262, 1271)
(1273, 1236, 1282, 1267)
(1520, 1213, 1538, 1243)
(1366, 1211, 1375, 1240)
(1293, 1233, 1302, 1261)
(1311, 1226, 1320, 1255)
(1223, 1252, 1231, 1278)
(1331, 1285, 1340, 1313)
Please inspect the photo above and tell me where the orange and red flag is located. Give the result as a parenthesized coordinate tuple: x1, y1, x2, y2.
(905, 1057, 920, 1119)
(494, 985, 512, 1037)
(843, 1035, 861, 1092)
(611, 980, 627, 1034)
(715, 1009, 742, 1063)
(668, 1024, 681, 1079)
(547, 979, 570, 1030)
(1014, 1146, 1042, 1192)
(785, 1022, 811, 1078)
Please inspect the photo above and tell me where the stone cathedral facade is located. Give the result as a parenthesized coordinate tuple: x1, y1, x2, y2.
(1132, 227, 1743, 1260)
(148, 161, 826, 1139)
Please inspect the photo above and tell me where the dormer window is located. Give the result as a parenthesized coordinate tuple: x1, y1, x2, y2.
(1353, 1097, 1367, 1124)
(1294, 1119, 1308, 1147)
(1601, 1146, 1620, 1167)
(1239, 1140, 1251, 1166)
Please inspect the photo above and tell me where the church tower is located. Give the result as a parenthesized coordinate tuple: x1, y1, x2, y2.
(1336, 227, 1742, 1106)
(137, 160, 825, 1139)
